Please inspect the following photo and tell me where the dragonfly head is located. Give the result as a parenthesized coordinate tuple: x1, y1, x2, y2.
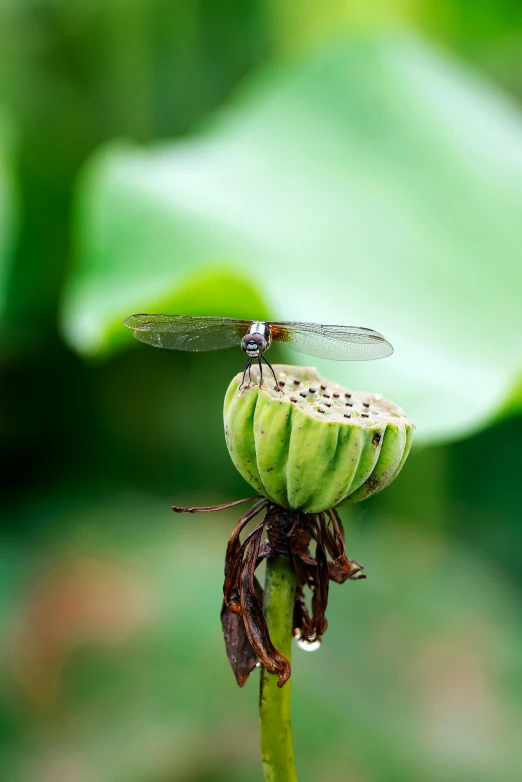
(241, 332, 267, 358)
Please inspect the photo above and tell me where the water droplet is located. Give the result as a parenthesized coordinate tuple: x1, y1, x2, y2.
(297, 637, 322, 652)
(255, 661, 261, 668)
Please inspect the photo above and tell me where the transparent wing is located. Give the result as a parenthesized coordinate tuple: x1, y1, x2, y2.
(123, 314, 251, 351)
(269, 321, 393, 361)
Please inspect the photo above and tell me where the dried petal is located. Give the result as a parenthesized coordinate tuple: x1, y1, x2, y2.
(328, 555, 366, 584)
(220, 570, 265, 687)
(220, 601, 259, 687)
(309, 523, 329, 638)
(239, 527, 291, 687)
(223, 500, 268, 614)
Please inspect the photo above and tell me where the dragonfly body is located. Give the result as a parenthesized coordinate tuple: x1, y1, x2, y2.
(123, 314, 393, 387)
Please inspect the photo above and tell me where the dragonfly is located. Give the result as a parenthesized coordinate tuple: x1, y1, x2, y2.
(123, 314, 393, 388)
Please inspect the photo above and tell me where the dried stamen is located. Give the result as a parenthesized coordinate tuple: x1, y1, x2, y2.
(173, 499, 365, 688)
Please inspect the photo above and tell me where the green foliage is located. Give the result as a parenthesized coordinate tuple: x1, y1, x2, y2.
(63, 31, 522, 443)
(2, 496, 522, 782)
(0, 106, 18, 321)
(0, 0, 269, 342)
(1, 4, 522, 782)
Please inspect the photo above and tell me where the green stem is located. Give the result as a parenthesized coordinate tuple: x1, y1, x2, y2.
(260, 556, 298, 782)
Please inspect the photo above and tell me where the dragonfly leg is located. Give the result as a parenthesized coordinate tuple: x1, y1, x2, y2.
(258, 357, 263, 387)
(240, 358, 252, 389)
(261, 354, 280, 390)
(248, 360, 253, 385)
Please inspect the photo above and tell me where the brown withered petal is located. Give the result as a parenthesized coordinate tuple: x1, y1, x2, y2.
(240, 528, 291, 687)
(310, 526, 330, 638)
(174, 497, 365, 687)
(220, 571, 264, 687)
(328, 555, 366, 584)
(220, 601, 259, 686)
(223, 503, 269, 616)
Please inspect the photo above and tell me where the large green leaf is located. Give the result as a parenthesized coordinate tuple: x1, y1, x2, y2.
(63, 31, 522, 442)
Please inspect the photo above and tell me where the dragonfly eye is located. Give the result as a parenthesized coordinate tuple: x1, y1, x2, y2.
(241, 334, 266, 354)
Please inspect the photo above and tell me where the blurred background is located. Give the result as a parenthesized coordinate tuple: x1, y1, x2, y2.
(1, 2, 522, 781)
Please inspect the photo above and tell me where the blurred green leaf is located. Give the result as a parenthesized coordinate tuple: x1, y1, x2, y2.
(0, 106, 17, 321)
(63, 30, 522, 443)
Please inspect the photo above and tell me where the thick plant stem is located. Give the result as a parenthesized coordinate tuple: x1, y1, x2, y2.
(260, 555, 298, 782)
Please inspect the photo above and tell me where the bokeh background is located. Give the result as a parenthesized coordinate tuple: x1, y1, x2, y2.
(1, 2, 522, 781)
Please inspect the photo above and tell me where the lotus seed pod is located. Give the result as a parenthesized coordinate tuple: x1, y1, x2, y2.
(224, 365, 414, 514)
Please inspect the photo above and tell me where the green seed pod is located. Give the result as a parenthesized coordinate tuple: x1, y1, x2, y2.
(224, 365, 414, 514)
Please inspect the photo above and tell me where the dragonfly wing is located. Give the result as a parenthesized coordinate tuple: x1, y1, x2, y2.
(123, 314, 251, 351)
(269, 321, 393, 361)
